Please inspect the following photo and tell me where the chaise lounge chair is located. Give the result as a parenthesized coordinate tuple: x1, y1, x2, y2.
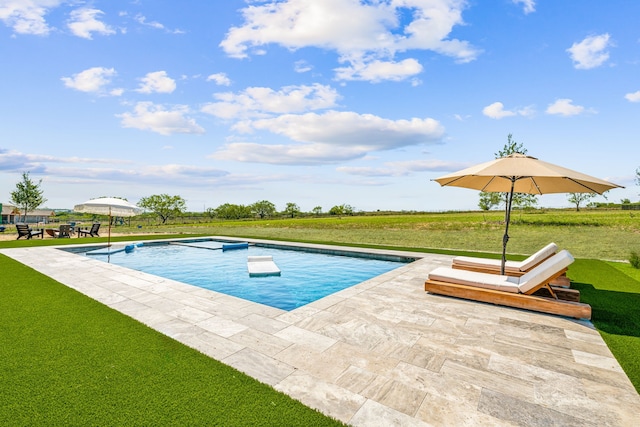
(451, 242, 570, 287)
(78, 223, 100, 237)
(425, 250, 591, 319)
(16, 223, 44, 240)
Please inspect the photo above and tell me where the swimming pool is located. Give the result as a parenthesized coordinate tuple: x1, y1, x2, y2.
(78, 240, 410, 310)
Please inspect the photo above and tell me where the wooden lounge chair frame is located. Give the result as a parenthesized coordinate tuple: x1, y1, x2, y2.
(16, 223, 44, 240)
(451, 242, 571, 287)
(425, 250, 591, 319)
(78, 223, 100, 237)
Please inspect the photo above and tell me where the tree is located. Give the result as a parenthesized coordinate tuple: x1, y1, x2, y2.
(213, 203, 252, 220)
(251, 200, 276, 219)
(329, 205, 344, 216)
(205, 207, 217, 219)
(311, 206, 323, 216)
(329, 204, 354, 216)
(10, 172, 47, 222)
(494, 133, 526, 159)
(283, 202, 300, 218)
(478, 192, 501, 211)
(567, 193, 596, 211)
(480, 134, 538, 214)
(138, 194, 186, 224)
(636, 167, 640, 186)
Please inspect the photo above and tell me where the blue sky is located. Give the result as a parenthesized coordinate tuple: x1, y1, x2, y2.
(1, 0, 638, 213)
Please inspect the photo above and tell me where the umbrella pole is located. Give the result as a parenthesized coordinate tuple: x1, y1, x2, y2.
(108, 207, 112, 248)
(501, 179, 516, 275)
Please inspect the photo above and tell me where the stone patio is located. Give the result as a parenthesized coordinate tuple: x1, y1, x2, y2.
(3, 238, 639, 426)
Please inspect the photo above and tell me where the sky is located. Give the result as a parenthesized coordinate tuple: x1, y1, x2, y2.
(1, 0, 639, 213)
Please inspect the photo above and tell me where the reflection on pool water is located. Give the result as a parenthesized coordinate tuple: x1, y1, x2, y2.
(84, 240, 410, 311)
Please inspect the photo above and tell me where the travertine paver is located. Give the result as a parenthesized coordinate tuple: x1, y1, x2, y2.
(3, 238, 640, 426)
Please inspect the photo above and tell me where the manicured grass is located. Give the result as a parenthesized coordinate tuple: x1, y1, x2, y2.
(2, 209, 639, 423)
(569, 259, 640, 392)
(0, 254, 345, 426)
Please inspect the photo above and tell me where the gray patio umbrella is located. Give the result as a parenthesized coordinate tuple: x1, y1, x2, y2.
(433, 153, 623, 274)
(73, 197, 143, 248)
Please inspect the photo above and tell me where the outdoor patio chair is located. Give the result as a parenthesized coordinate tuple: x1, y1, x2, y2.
(78, 223, 100, 237)
(425, 250, 591, 319)
(451, 242, 570, 287)
(452, 242, 557, 275)
(16, 223, 44, 240)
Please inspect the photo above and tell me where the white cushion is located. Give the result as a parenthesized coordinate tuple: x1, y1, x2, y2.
(517, 250, 574, 293)
(428, 267, 520, 293)
(518, 243, 558, 271)
(452, 242, 558, 273)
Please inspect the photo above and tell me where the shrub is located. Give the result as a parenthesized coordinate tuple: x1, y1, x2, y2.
(630, 251, 640, 269)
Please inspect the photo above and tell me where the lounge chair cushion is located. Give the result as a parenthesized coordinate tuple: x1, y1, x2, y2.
(428, 250, 574, 295)
(428, 267, 520, 293)
(517, 243, 559, 271)
(517, 250, 573, 293)
(452, 243, 558, 273)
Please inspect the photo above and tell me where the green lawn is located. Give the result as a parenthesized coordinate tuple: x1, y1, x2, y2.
(0, 253, 345, 426)
(1, 210, 639, 424)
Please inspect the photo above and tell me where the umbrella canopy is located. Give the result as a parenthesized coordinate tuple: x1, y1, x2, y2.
(74, 197, 143, 247)
(434, 153, 621, 195)
(434, 153, 623, 274)
(74, 197, 143, 217)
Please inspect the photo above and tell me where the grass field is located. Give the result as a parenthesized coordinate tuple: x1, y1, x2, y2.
(1, 209, 639, 424)
(106, 209, 640, 260)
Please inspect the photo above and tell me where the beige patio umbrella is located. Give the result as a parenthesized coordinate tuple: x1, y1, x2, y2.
(433, 153, 623, 274)
(74, 197, 143, 249)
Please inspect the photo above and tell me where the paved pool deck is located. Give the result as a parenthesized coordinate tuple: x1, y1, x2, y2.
(3, 238, 639, 426)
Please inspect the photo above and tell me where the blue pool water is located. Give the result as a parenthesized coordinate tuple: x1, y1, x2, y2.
(85, 240, 408, 310)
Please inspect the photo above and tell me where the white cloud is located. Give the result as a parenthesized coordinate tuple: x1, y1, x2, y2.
(212, 111, 444, 165)
(482, 102, 516, 119)
(211, 142, 366, 165)
(624, 90, 640, 102)
(61, 67, 117, 93)
(294, 60, 312, 73)
(0, 148, 130, 173)
(0, 149, 229, 189)
(201, 84, 340, 119)
(513, 0, 536, 14)
(567, 34, 612, 69)
(482, 102, 535, 119)
(134, 13, 184, 34)
(220, 0, 479, 82)
(337, 159, 462, 177)
(545, 99, 585, 116)
(117, 102, 205, 135)
(135, 71, 176, 94)
(335, 58, 423, 82)
(207, 73, 232, 86)
(67, 8, 115, 39)
(134, 14, 164, 30)
(0, 0, 61, 35)
(238, 111, 443, 148)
